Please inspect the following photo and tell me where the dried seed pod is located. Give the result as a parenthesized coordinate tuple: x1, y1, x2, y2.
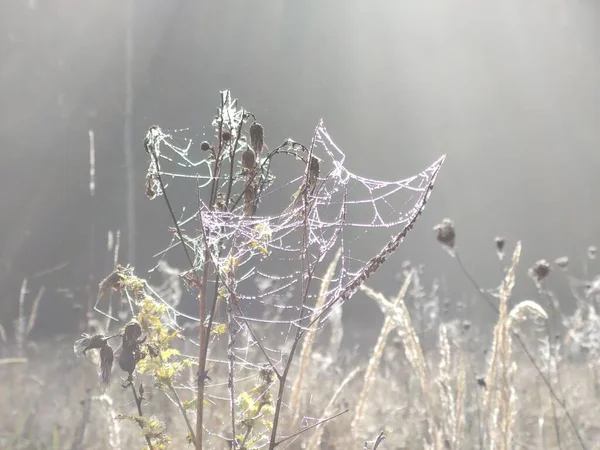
(308, 156, 320, 188)
(241, 147, 256, 172)
(97, 267, 127, 300)
(222, 130, 232, 142)
(99, 343, 114, 389)
(494, 236, 506, 260)
(122, 320, 143, 348)
(258, 363, 275, 385)
(529, 259, 551, 284)
(434, 219, 456, 250)
(200, 141, 211, 151)
(243, 182, 258, 217)
(118, 347, 137, 377)
(249, 122, 264, 155)
(554, 256, 569, 270)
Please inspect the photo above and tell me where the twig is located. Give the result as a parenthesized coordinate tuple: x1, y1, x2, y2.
(371, 431, 386, 450)
(273, 409, 349, 447)
(167, 382, 196, 443)
(130, 383, 154, 450)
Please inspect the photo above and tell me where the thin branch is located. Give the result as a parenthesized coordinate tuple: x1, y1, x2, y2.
(130, 383, 154, 450)
(274, 409, 349, 447)
(167, 382, 196, 443)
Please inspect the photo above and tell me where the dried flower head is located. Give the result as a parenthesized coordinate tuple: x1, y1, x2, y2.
(100, 343, 114, 389)
(122, 320, 143, 348)
(554, 256, 569, 270)
(434, 218, 456, 249)
(200, 141, 210, 151)
(222, 130, 232, 142)
(528, 259, 551, 284)
(495, 236, 506, 253)
(74, 333, 108, 357)
(249, 122, 264, 155)
(258, 364, 275, 385)
(97, 265, 131, 300)
(588, 245, 597, 260)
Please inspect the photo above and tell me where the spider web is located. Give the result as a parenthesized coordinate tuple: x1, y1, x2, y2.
(92, 93, 445, 442)
(141, 110, 444, 351)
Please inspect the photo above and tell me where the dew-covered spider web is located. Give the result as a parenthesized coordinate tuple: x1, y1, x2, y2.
(90, 91, 445, 442)
(95, 91, 444, 426)
(95, 91, 444, 410)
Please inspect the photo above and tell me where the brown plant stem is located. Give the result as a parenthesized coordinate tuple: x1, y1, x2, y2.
(130, 383, 154, 450)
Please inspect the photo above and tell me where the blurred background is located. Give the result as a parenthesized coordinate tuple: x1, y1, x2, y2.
(1, 0, 599, 342)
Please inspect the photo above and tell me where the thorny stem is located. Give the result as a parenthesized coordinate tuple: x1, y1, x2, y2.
(453, 251, 587, 450)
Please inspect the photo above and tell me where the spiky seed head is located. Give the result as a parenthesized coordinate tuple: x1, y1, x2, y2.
(74, 333, 107, 357)
(528, 259, 551, 284)
(201, 141, 210, 151)
(434, 218, 456, 249)
(588, 245, 597, 260)
(249, 122, 264, 154)
(555, 256, 569, 269)
(242, 147, 256, 171)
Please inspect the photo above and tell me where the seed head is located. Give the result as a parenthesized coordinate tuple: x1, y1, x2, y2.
(241, 147, 256, 172)
(201, 141, 211, 151)
(118, 347, 137, 377)
(249, 122, 264, 155)
(528, 259, 551, 284)
(434, 219, 456, 249)
(495, 236, 506, 253)
(122, 320, 143, 348)
(222, 130, 232, 142)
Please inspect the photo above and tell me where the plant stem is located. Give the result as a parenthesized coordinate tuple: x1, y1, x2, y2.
(168, 382, 196, 443)
(130, 383, 154, 450)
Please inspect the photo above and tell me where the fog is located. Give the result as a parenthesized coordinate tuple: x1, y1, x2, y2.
(1, 0, 599, 339)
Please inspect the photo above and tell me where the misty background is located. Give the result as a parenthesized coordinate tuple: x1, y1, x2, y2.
(1, 0, 599, 343)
